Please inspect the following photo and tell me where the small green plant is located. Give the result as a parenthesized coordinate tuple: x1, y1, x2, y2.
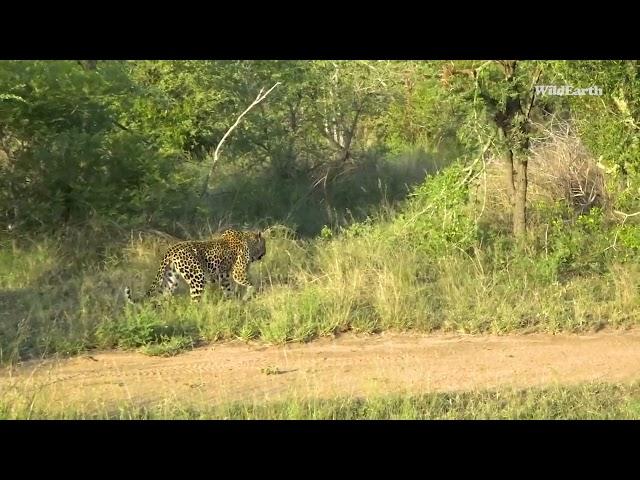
(320, 225, 333, 239)
(139, 335, 196, 357)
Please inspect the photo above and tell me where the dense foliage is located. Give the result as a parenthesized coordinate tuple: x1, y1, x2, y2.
(1, 60, 638, 361)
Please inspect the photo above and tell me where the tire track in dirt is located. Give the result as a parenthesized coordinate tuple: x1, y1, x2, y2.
(2, 329, 640, 412)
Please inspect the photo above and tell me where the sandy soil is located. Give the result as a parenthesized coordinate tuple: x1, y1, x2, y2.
(2, 329, 640, 412)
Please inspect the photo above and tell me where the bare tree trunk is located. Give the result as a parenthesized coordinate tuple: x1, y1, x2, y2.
(513, 156, 528, 239)
(504, 147, 516, 206)
(499, 127, 516, 206)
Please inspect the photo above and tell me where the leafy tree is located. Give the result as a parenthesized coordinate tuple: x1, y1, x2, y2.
(441, 60, 553, 240)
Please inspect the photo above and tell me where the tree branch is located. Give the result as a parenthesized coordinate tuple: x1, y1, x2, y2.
(199, 82, 281, 198)
(111, 119, 153, 146)
(77, 60, 98, 71)
(614, 210, 640, 219)
(525, 66, 543, 121)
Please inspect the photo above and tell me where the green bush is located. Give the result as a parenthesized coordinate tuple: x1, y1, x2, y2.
(397, 162, 478, 255)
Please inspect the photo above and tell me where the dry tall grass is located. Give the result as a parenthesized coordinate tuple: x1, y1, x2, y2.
(1, 129, 639, 363)
(475, 124, 609, 228)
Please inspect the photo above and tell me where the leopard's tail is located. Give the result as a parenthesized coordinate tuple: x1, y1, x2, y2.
(124, 286, 135, 304)
(124, 283, 158, 304)
(124, 258, 168, 305)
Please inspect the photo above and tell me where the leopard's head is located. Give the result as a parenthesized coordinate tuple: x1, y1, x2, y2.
(247, 231, 266, 261)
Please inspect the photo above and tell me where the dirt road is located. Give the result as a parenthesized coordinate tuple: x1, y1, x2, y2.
(2, 329, 640, 412)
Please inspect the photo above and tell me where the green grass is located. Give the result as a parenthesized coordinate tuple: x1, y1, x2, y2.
(139, 335, 196, 357)
(1, 157, 640, 364)
(1, 218, 639, 365)
(2, 382, 639, 419)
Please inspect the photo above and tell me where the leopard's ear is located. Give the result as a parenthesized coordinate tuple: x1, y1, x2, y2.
(256, 230, 262, 239)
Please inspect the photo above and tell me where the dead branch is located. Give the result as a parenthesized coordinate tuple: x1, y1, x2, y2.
(200, 82, 281, 198)
(604, 210, 640, 253)
(614, 210, 640, 219)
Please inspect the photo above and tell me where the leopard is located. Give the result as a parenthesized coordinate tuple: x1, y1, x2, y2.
(124, 229, 266, 303)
